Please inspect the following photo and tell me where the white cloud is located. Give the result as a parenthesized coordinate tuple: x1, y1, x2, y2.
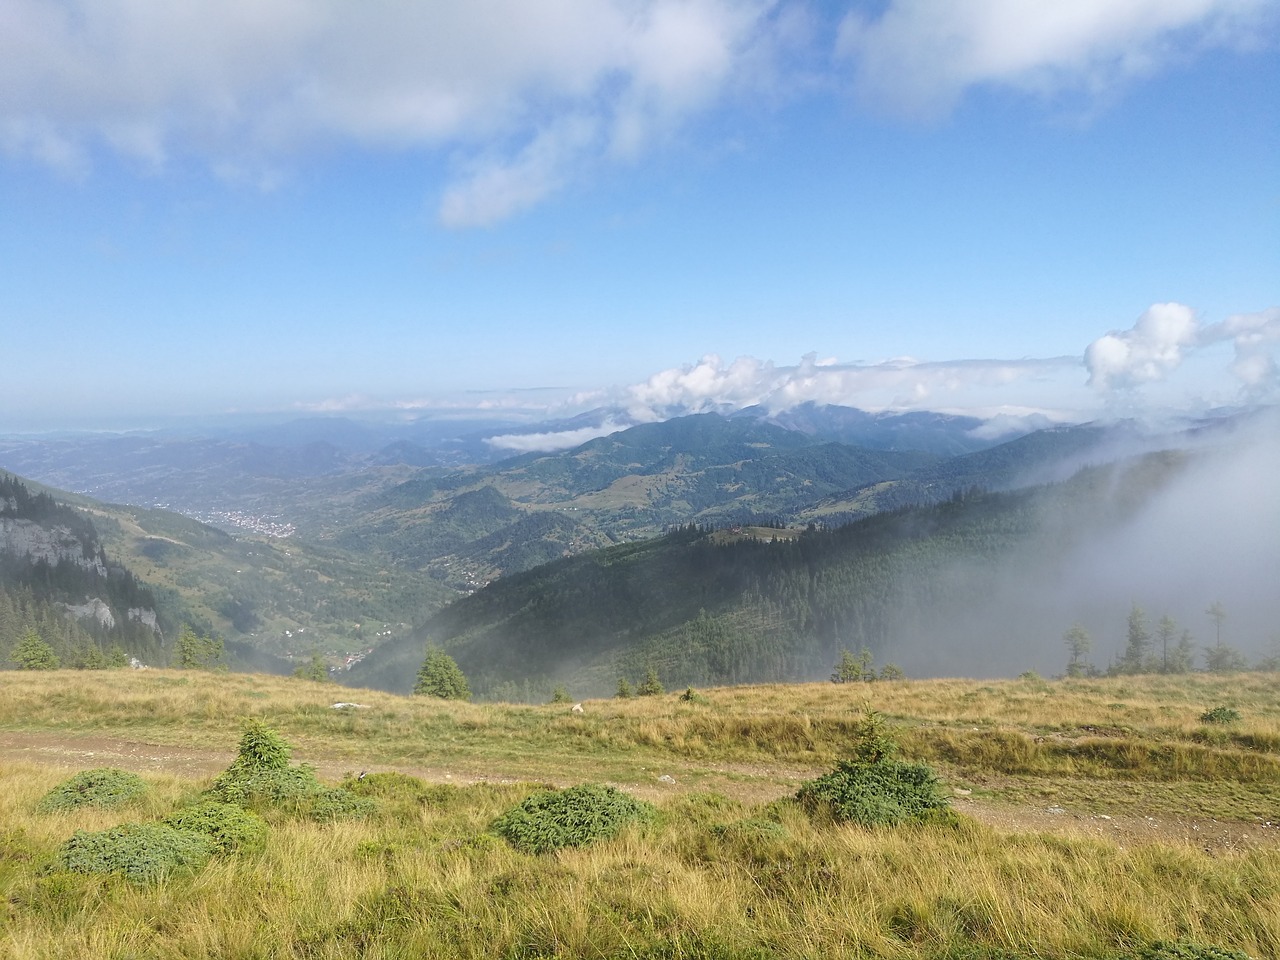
(1205, 307, 1280, 394)
(485, 420, 627, 454)
(836, 0, 1274, 115)
(7, 1, 1270, 223)
(1086, 302, 1280, 398)
(621, 351, 1078, 421)
(1085, 302, 1200, 391)
(0, 0, 777, 223)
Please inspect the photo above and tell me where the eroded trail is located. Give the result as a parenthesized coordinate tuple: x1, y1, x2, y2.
(3, 729, 1276, 854)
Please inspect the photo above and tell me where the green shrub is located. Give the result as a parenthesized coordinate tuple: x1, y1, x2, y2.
(492, 784, 655, 854)
(37, 768, 149, 812)
(208, 723, 374, 821)
(162, 801, 268, 855)
(1134, 942, 1251, 960)
(208, 764, 374, 820)
(679, 686, 709, 704)
(780, 707, 917, 829)
(796, 758, 952, 828)
(55, 823, 213, 884)
(229, 718, 292, 771)
(1198, 706, 1241, 725)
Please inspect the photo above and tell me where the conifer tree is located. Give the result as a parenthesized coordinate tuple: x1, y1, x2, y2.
(174, 625, 224, 670)
(1119, 605, 1152, 674)
(1170, 629, 1196, 674)
(294, 650, 330, 682)
(414, 648, 471, 700)
(1063, 625, 1092, 678)
(1155, 616, 1178, 673)
(12, 629, 59, 670)
(637, 667, 664, 697)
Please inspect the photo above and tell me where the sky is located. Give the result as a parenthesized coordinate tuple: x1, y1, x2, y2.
(1, 0, 1278, 433)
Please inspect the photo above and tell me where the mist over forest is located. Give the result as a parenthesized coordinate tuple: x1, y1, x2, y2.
(887, 409, 1279, 678)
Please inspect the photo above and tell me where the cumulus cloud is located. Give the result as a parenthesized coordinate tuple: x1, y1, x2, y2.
(621, 351, 1077, 422)
(1205, 307, 1280, 394)
(1084, 302, 1200, 391)
(0, 0, 777, 224)
(836, 0, 1274, 115)
(1086, 303, 1280, 397)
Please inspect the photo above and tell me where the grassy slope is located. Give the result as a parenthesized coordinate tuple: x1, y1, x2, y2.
(1, 669, 1277, 959)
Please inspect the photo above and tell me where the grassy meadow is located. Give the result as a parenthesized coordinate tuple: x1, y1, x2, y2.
(1, 668, 1277, 959)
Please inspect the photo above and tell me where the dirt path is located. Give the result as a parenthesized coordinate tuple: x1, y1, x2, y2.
(3, 730, 1276, 853)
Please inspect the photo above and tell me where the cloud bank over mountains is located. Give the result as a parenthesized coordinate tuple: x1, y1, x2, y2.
(472, 302, 1279, 453)
(3, 0, 1272, 224)
(615, 301, 1278, 423)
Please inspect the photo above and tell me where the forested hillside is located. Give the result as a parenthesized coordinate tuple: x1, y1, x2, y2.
(1, 474, 165, 665)
(346, 448, 1203, 698)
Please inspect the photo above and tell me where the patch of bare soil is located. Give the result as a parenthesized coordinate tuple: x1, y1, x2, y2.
(956, 795, 1279, 854)
(0, 731, 236, 780)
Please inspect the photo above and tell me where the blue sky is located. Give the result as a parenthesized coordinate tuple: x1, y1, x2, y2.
(1, 1, 1277, 432)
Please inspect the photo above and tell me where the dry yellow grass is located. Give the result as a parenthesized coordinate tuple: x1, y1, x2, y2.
(1, 668, 1278, 957)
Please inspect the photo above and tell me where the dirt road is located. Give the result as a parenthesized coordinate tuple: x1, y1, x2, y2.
(3, 729, 1275, 854)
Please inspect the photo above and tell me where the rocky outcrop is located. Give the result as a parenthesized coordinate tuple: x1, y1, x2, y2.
(0, 518, 107, 575)
(63, 597, 116, 629)
(128, 607, 159, 632)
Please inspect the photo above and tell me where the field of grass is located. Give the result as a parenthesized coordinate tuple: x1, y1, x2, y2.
(1, 669, 1277, 959)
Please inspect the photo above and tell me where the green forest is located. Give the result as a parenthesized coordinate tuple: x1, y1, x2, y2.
(347, 450, 1200, 697)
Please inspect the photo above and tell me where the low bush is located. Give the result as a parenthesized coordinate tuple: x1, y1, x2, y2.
(492, 784, 655, 854)
(1199, 706, 1241, 725)
(209, 763, 374, 820)
(207, 721, 374, 821)
(37, 768, 149, 812)
(54, 823, 213, 884)
(795, 756, 953, 827)
(796, 706, 952, 828)
(162, 801, 268, 855)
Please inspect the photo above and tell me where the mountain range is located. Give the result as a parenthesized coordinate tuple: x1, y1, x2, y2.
(3, 404, 1273, 684)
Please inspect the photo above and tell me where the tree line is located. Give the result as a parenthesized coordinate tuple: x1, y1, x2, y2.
(1063, 601, 1277, 678)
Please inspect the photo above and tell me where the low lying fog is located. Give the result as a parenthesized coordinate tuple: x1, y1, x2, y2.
(890, 410, 1280, 678)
